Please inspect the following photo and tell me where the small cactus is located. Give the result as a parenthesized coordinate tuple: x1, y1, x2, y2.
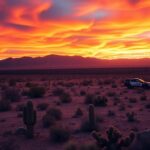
(92, 127, 135, 150)
(23, 101, 36, 138)
(89, 104, 96, 131)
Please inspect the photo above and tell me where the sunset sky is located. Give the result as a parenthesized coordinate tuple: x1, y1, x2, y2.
(0, 0, 150, 60)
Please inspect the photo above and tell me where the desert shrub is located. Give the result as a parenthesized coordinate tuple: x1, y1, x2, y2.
(107, 92, 116, 97)
(131, 127, 139, 132)
(73, 108, 83, 118)
(37, 103, 49, 111)
(140, 95, 147, 101)
(64, 142, 77, 150)
(60, 92, 72, 103)
(2, 130, 13, 137)
(145, 103, 150, 109)
(28, 86, 45, 98)
(0, 138, 19, 150)
(65, 142, 99, 150)
(81, 120, 93, 132)
(2, 88, 21, 102)
(25, 82, 36, 88)
(93, 96, 107, 107)
(0, 118, 6, 123)
(107, 110, 115, 117)
(15, 104, 25, 111)
(129, 98, 137, 103)
(79, 143, 99, 150)
(118, 104, 126, 111)
(85, 94, 107, 107)
(42, 114, 56, 128)
(80, 90, 86, 96)
(113, 97, 120, 106)
(64, 82, 74, 88)
(46, 108, 62, 120)
(55, 100, 61, 106)
(81, 80, 92, 86)
(8, 79, 17, 87)
(17, 112, 23, 118)
(96, 116, 104, 123)
(42, 107, 62, 128)
(112, 84, 117, 88)
(84, 94, 95, 104)
(50, 126, 70, 143)
(0, 100, 11, 112)
(21, 90, 29, 96)
(126, 112, 136, 122)
(103, 79, 113, 85)
(52, 88, 65, 96)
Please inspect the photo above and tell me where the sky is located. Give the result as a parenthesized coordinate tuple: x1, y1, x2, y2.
(0, 0, 150, 60)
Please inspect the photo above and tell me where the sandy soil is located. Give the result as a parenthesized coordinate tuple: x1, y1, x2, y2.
(0, 74, 149, 150)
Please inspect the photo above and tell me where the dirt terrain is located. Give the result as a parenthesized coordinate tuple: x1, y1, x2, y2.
(0, 73, 149, 150)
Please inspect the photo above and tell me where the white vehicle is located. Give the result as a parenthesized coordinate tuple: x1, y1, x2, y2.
(124, 78, 150, 89)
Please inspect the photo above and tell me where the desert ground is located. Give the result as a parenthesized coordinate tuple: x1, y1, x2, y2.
(0, 73, 149, 150)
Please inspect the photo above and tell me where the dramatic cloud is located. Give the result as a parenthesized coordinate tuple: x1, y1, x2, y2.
(0, 0, 150, 59)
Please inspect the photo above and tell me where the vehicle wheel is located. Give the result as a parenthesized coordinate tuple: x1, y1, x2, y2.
(128, 85, 133, 89)
(143, 84, 149, 89)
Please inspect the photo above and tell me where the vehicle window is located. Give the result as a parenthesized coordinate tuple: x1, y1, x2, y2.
(132, 79, 136, 82)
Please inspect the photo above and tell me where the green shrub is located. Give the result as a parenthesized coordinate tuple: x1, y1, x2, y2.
(64, 142, 77, 150)
(108, 110, 115, 117)
(16, 104, 25, 111)
(140, 95, 147, 101)
(73, 108, 83, 118)
(129, 98, 137, 103)
(93, 96, 107, 107)
(28, 86, 45, 98)
(85, 94, 107, 107)
(0, 100, 11, 112)
(60, 92, 72, 103)
(42, 107, 62, 128)
(107, 92, 116, 97)
(42, 114, 56, 128)
(118, 104, 126, 111)
(50, 126, 70, 143)
(126, 112, 136, 122)
(81, 80, 92, 86)
(145, 103, 150, 109)
(2, 88, 20, 102)
(37, 103, 49, 111)
(79, 143, 99, 150)
(52, 88, 65, 96)
(80, 90, 86, 96)
(0, 138, 19, 150)
(8, 79, 17, 87)
(84, 94, 95, 104)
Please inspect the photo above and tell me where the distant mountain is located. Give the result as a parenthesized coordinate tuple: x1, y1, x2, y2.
(0, 55, 150, 70)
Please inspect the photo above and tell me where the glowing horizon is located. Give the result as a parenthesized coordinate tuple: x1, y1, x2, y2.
(0, 0, 150, 60)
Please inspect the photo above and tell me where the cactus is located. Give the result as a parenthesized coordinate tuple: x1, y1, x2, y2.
(92, 127, 135, 150)
(23, 101, 36, 138)
(89, 104, 96, 131)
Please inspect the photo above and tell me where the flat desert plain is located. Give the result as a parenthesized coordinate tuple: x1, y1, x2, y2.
(0, 73, 149, 150)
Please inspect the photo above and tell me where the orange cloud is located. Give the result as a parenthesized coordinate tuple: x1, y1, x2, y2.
(0, 0, 150, 60)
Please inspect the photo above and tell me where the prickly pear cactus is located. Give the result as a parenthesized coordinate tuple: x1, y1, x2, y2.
(92, 127, 135, 150)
